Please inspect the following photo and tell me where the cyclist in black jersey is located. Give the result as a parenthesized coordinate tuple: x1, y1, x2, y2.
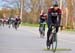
(47, 4, 62, 45)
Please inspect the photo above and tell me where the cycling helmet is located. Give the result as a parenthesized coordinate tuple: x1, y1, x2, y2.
(53, 4, 58, 7)
(53, 1, 58, 7)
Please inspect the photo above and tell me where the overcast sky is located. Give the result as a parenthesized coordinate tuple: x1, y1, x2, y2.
(0, 0, 18, 9)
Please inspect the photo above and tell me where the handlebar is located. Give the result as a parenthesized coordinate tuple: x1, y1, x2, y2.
(51, 24, 63, 31)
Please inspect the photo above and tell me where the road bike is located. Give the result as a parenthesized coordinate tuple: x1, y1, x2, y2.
(47, 25, 57, 53)
(46, 25, 63, 52)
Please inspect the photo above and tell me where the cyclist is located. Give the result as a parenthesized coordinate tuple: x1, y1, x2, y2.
(0, 19, 2, 26)
(39, 10, 47, 36)
(47, 4, 62, 46)
(14, 16, 21, 29)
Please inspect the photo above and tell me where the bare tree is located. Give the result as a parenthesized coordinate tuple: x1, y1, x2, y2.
(66, 0, 74, 29)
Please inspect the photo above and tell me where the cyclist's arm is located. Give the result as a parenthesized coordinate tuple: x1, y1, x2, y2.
(47, 8, 52, 24)
(58, 9, 62, 26)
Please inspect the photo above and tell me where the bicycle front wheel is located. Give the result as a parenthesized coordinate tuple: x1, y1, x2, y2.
(52, 34, 57, 52)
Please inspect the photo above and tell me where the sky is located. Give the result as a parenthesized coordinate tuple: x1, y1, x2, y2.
(0, 0, 32, 13)
(0, 0, 18, 9)
(0, 0, 3, 8)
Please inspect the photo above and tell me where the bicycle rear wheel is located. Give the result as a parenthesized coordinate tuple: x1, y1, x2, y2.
(52, 34, 57, 52)
(39, 26, 45, 38)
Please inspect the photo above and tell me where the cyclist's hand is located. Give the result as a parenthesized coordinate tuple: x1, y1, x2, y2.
(49, 23, 53, 28)
(56, 24, 60, 27)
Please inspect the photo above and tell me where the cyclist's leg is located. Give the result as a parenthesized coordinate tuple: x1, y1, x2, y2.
(16, 22, 18, 27)
(43, 24, 45, 31)
(47, 24, 52, 44)
(42, 24, 45, 36)
(14, 21, 17, 27)
(53, 26, 59, 41)
(39, 23, 42, 32)
(55, 26, 59, 33)
(17, 21, 19, 28)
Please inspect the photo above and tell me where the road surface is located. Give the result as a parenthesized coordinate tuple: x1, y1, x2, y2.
(0, 25, 75, 53)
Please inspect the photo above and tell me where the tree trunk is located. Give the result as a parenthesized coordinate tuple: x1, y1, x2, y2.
(66, 0, 74, 29)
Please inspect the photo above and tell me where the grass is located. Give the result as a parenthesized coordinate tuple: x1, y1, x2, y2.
(21, 22, 75, 32)
(65, 29, 75, 32)
(44, 48, 72, 51)
(21, 22, 39, 27)
(21, 22, 48, 27)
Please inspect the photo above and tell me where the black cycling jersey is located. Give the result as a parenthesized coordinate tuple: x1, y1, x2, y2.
(47, 8, 62, 26)
(40, 15, 46, 23)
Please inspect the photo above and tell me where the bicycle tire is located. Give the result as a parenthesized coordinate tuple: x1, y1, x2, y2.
(47, 34, 53, 50)
(14, 24, 17, 30)
(47, 41, 51, 50)
(39, 25, 45, 38)
(52, 34, 57, 52)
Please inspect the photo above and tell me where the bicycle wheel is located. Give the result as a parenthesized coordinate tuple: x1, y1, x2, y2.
(42, 30, 45, 36)
(39, 27, 44, 37)
(14, 24, 17, 30)
(52, 34, 57, 52)
(8, 25, 10, 28)
(47, 34, 53, 50)
(47, 41, 51, 50)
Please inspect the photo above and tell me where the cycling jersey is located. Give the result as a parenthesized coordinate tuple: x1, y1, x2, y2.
(48, 8, 61, 26)
(40, 15, 46, 23)
(15, 17, 21, 24)
(47, 7, 62, 45)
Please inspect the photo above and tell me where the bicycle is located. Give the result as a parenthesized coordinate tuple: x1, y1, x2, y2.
(14, 21, 21, 30)
(46, 25, 63, 52)
(46, 25, 58, 52)
(39, 22, 46, 38)
(8, 21, 12, 28)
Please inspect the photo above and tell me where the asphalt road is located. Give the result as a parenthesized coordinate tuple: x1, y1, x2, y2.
(0, 25, 75, 53)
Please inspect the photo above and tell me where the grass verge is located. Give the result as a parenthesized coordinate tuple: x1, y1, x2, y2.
(21, 23, 75, 32)
(21, 22, 48, 27)
(65, 29, 75, 32)
(21, 23, 39, 27)
(44, 48, 72, 51)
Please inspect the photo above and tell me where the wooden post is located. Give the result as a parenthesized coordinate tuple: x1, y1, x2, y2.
(20, 0, 24, 20)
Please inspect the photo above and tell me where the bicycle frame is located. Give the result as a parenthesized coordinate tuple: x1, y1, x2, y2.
(47, 25, 57, 52)
(49, 26, 56, 40)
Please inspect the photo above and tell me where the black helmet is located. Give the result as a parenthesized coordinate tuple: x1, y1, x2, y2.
(53, 1, 58, 7)
(53, 4, 58, 7)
